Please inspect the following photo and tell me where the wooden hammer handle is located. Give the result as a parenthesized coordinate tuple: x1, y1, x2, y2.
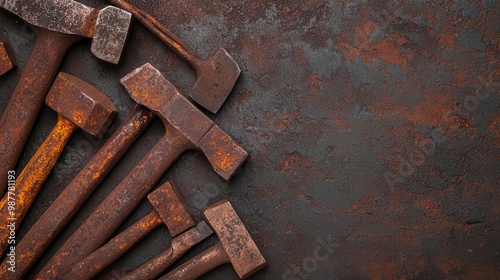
(0, 29, 81, 197)
(160, 242, 230, 280)
(122, 221, 213, 280)
(62, 210, 163, 280)
(122, 239, 182, 280)
(0, 114, 77, 255)
(37, 125, 192, 279)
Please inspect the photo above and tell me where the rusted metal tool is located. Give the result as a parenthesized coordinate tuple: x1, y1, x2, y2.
(62, 181, 197, 280)
(106, 0, 241, 114)
(0, 0, 131, 197)
(0, 41, 16, 76)
(0, 72, 116, 256)
(161, 200, 266, 279)
(0, 106, 154, 280)
(121, 221, 213, 280)
(37, 63, 248, 280)
(2, 33, 238, 279)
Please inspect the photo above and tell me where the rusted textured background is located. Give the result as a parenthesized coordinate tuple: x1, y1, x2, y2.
(1, 1, 500, 279)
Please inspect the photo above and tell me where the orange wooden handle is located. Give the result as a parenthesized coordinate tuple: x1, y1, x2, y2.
(0, 114, 76, 255)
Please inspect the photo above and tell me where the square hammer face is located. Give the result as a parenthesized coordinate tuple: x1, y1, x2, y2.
(147, 181, 196, 237)
(91, 6, 132, 65)
(203, 200, 266, 278)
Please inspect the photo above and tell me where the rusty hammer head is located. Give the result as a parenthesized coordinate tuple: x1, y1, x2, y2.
(120, 63, 248, 180)
(147, 181, 196, 237)
(46, 72, 117, 138)
(203, 199, 266, 278)
(0, 0, 131, 64)
(191, 49, 241, 114)
(0, 41, 16, 76)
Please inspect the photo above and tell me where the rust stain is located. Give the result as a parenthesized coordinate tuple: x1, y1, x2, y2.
(337, 20, 413, 72)
(328, 118, 351, 132)
(280, 152, 311, 173)
(307, 74, 322, 97)
(489, 114, 500, 147)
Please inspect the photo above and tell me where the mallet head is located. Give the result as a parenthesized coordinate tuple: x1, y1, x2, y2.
(0, 41, 16, 76)
(203, 199, 266, 278)
(147, 181, 196, 237)
(120, 63, 248, 180)
(0, 0, 131, 64)
(46, 72, 117, 138)
(191, 48, 241, 114)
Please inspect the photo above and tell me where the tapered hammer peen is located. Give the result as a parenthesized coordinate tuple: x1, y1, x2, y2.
(0, 72, 116, 256)
(37, 63, 248, 279)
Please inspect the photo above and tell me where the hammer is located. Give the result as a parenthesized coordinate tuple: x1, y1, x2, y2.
(121, 222, 213, 280)
(37, 63, 248, 279)
(161, 199, 266, 279)
(106, 0, 241, 114)
(0, 72, 117, 255)
(62, 181, 209, 280)
(3, 24, 239, 278)
(0, 40, 16, 76)
(0, 106, 154, 280)
(0, 0, 131, 196)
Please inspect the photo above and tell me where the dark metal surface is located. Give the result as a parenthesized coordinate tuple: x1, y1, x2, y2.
(1, 0, 499, 279)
